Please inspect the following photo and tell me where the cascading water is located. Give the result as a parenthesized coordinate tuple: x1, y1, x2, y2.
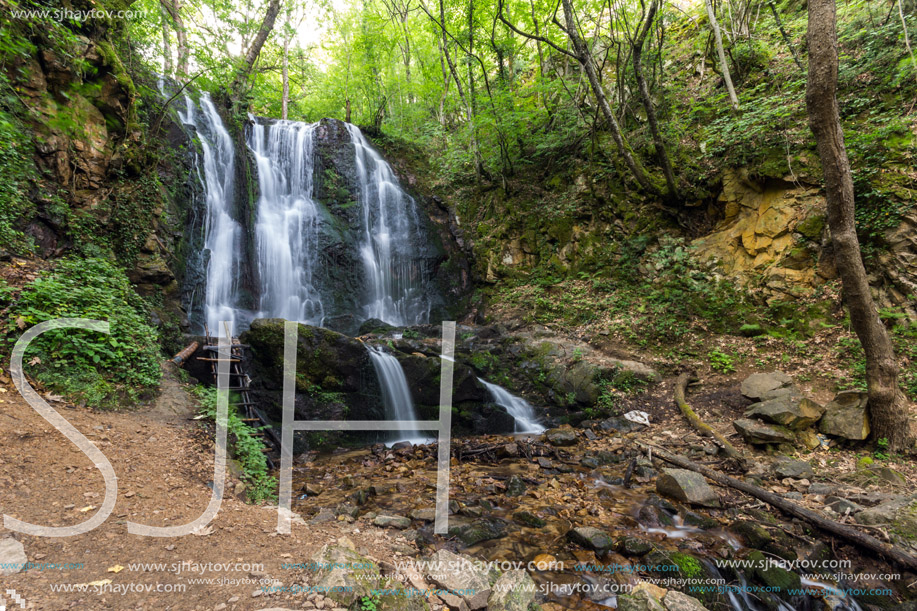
(247, 119, 325, 325)
(367, 346, 429, 444)
(179, 93, 241, 335)
(347, 124, 433, 326)
(478, 378, 545, 434)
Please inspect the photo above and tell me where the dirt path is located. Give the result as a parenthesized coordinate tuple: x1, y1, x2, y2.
(0, 366, 410, 611)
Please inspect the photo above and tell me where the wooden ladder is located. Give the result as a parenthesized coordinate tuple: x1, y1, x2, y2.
(199, 328, 280, 469)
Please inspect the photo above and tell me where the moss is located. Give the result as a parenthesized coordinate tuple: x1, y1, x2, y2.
(670, 552, 703, 579)
(795, 214, 826, 240)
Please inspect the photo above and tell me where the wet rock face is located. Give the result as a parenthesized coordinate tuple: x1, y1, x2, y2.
(241, 319, 512, 441)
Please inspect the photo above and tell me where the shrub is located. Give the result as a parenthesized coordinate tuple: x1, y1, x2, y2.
(192, 386, 277, 503)
(6, 257, 161, 407)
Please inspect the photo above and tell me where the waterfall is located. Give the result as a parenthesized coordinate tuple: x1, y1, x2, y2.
(347, 124, 432, 326)
(478, 378, 545, 434)
(247, 119, 325, 325)
(178, 93, 241, 335)
(184, 111, 439, 335)
(367, 346, 428, 444)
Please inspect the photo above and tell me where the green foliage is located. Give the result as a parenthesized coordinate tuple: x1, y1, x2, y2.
(836, 309, 917, 401)
(359, 595, 381, 611)
(6, 257, 161, 408)
(192, 386, 278, 503)
(708, 349, 736, 374)
(0, 106, 36, 254)
(874, 437, 890, 461)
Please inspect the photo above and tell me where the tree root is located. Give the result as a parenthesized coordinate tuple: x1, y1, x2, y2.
(673, 371, 743, 460)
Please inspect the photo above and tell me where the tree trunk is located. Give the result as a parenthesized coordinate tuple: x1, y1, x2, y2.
(560, 0, 661, 196)
(233, 0, 282, 93)
(345, 98, 351, 123)
(159, 3, 172, 77)
(897, 0, 917, 78)
(632, 0, 678, 198)
(704, 0, 739, 110)
(281, 35, 290, 120)
(768, 1, 802, 71)
(170, 0, 189, 77)
(806, 0, 913, 451)
(438, 0, 486, 177)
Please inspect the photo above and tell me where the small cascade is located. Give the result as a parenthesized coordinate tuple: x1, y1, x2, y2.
(247, 119, 325, 325)
(478, 378, 545, 434)
(347, 124, 433, 326)
(178, 93, 241, 334)
(367, 346, 429, 444)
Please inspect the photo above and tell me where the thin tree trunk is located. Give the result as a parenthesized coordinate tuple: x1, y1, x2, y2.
(159, 3, 172, 77)
(468, 0, 477, 118)
(704, 0, 739, 110)
(171, 0, 189, 77)
(897, 0, 917, 78)
(345, 98, 351, 123)
(233, 0, 282, 93)
(437, 36, 450, 127)
(281, 35, 290, 120)
(768, 1, 802, 71)
(632, 0, 678, 198)
(559, 0, 661, 196)
(806, 0, 913, 451)
(438, 0, 486, 177)
(528, 0, 550, 111)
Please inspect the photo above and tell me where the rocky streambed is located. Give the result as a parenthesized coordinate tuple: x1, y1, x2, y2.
(282, 421, 912, 611)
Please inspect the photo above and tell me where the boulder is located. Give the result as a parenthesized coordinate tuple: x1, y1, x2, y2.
(543, 427, 578, 446)
(609, 359, 660, 382)
(745, 395, 824, 430)
(618, 583, 666, 611)
(0, 537, 27, 576)
(600, 416, 647, 433)
(567, 526, 615, 551)
(448, 518, 507, 546)
(734, 419, 795, 444)
(505, 475, 526, 497)
(310, 544, 381, 605)
(373, 514, 411, 529)
(513, 511, 546, 528)
(410, 508, 436, 522)
(656, 469, 720, 507)
(825, 496, 864, 515)
(731, 520, 772, 548)
(617, 536, 655, 556)
(663, 590, 709, 611)
(818, 391, 869, 440)
(773, 458, 814, 479)
(487, 570, 536, 611)
(425, 549, 494, 610)
(856, 496, 917, 543)
(741, 372, 793, 400)
(747, 550, 801, 591)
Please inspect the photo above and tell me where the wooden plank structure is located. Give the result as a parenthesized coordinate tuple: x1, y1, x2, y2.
(174, 327, 280, 468)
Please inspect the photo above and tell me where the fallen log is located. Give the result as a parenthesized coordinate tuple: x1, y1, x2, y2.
(171, 341, 200, 367)
(638, 442, 917, 572)
(674, 371, 743, 459)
